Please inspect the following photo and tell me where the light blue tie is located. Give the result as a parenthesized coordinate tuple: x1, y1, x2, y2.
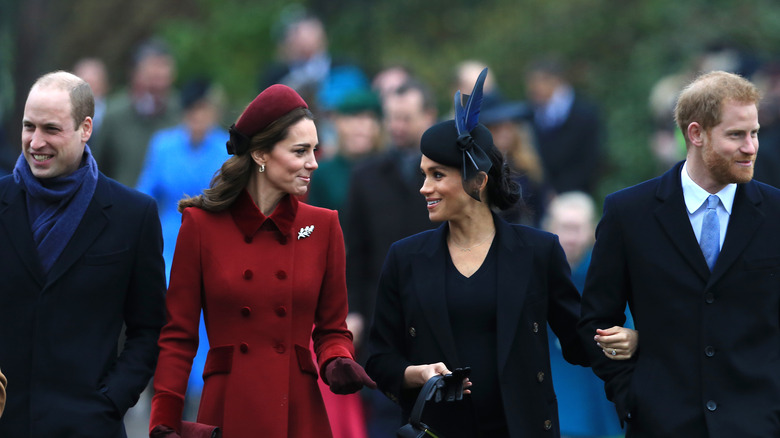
(700, 195, 720, 271)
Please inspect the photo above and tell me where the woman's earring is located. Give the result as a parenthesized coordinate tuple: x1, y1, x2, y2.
(258, 164, 266, 173)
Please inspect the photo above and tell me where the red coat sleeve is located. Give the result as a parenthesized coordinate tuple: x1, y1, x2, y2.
(312, 210, 355, 378)
(149, 208, 204, 433)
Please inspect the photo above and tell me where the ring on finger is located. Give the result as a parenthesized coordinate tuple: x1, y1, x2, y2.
(611, 349, 617, 356)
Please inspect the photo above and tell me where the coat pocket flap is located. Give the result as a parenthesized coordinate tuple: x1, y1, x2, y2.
(744, 254, 780, 270)
(294, 344, 318, 376)
(203, 345, 234, 379)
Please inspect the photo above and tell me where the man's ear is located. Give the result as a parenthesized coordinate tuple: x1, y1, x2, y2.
(80, 117, 93, 143)
(687, 122, 705, 148)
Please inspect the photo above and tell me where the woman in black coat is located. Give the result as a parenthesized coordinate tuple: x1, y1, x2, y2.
(366, 69, 636, 438)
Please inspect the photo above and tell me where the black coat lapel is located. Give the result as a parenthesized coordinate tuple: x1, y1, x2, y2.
(654, 163, 711, 282)
(709, 181, 763, 286)
(495, 218, 531, 373)
(0, 182, 44, 285)
(411, 223, 461, 367)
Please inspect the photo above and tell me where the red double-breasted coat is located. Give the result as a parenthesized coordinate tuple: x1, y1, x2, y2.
(150, 191, 355, 437)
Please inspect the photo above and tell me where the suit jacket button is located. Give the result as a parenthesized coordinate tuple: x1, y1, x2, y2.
(705, 292, 715, 304)
(409, 327, 417, 337)
(241, 306, 251, 317)
(704, 346, 715, 357)
(532, 322, 539, 333)
(278, 236, 288, 245)
(543, 420, 552, 430)
(706, 400, 717, 411)
(276, 270, 287, 280)
(240, 342, 249, 353)
(244, 235, 253, 244)
(537, 371, 545, 382)
(275, 343, 286, 354)
(243, 269, 253, 280)
(275, 306, 287, 317)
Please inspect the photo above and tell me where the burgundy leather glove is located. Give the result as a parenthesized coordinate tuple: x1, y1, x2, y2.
(150, 424, 181, 438)
(324, 357, 377, 394)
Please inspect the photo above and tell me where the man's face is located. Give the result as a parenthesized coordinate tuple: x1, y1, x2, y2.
(548, 205, 593, 265)
(526, 71, 559, 105)
(22, 86, 90, 179)
(701, 100, 759, 187)
(383, 90, 434, 150)
(134, 55, 174, 98)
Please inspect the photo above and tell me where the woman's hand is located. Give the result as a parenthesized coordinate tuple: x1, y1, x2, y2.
(324, 357, 377, 394)
(595, 326, 638, 360)
(149, 425, 181, 438)
(403, 362, 472, 394)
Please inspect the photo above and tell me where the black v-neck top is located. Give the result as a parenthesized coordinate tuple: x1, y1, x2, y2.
(445, 238, 506, 432)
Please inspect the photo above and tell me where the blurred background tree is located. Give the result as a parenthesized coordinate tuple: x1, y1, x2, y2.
(4, 0, 780, 199)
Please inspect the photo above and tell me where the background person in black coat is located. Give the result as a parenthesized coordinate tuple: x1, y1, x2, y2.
(526, 56, 605, 197)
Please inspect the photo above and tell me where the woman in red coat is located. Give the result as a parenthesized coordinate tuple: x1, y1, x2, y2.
(149, 84, 375, 438)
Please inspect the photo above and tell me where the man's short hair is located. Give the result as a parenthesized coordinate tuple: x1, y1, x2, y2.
(33, 71, 94, 129)
(394, 78, 436, 113)
(674, 71, 761, 145)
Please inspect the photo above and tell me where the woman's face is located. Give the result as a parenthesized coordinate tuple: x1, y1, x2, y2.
(255, 118, 319, 198)
(419, 155, 474, 222)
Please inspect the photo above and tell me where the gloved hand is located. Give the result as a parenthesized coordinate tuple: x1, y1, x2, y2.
(150, 424, 181, 438)
(324, 357, 377, 394)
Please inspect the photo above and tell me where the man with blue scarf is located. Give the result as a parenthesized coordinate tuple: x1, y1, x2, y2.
(0, 71, 166, 437)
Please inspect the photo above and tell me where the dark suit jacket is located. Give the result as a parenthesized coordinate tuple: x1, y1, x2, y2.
(344, 150, 435, 330)
(0, 173, 166, 438)
(579, 162, 780, 437)
(533, 94, 603, 195)
(366, 216, 588, 437)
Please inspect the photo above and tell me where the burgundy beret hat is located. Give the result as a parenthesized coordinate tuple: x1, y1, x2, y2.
(226, 84, 308, 155)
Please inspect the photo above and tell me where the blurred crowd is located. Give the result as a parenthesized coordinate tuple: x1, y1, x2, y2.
(3, 7, 780, 438)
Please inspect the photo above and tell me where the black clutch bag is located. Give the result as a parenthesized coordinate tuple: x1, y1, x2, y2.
(396, 375, 444, 438)
(182, 421, 221, 438)
(396, 367, 471, 438)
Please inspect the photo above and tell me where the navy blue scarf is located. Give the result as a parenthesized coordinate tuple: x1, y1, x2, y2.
(13, 145, 99, 274)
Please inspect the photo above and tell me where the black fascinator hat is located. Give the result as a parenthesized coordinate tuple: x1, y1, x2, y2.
(420, 68, 494, 201)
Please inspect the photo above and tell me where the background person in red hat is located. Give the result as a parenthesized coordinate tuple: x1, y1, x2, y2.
(149, 84, 375, 438)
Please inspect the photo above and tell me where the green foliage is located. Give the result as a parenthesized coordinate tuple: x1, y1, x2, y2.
(160, 0, 294, 107)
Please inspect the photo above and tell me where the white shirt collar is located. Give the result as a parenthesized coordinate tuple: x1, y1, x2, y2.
(681, 161, 736, 214)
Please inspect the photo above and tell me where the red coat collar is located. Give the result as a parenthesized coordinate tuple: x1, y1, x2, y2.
(230, 189, 299, 239)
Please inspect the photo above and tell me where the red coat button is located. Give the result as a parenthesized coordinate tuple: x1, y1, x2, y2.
(276, 270, 287, 280)
(278, 236, 288, 245)
(244, 236, 252, 244)
(275, 306, 287, 317)
(241, 307, 251, 317)
(275, 344, 286, 354)
(243, 269, 253, 280)
(240, 342, 249, 353)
